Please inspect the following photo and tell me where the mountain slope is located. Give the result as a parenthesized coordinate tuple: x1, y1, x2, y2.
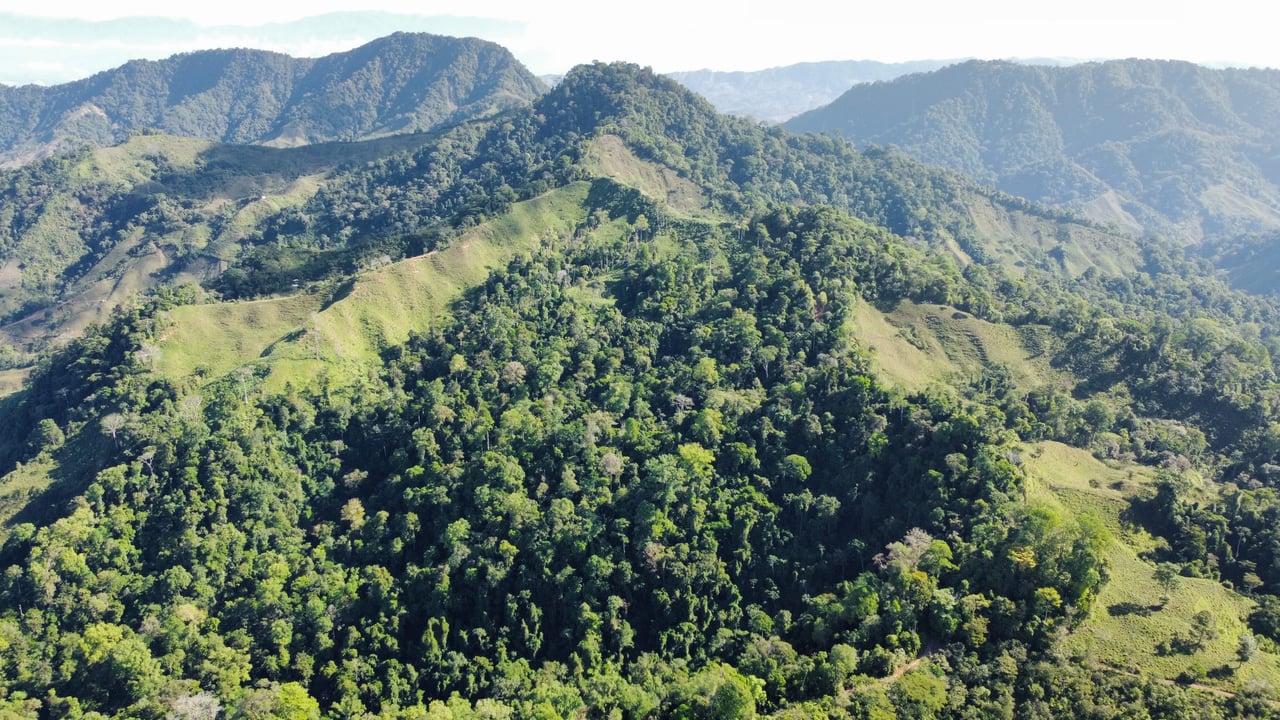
(0, 130, 448, 356)
(0, 32, 545, 166)
(307, 60, 1152, 279)
(4, 58, 1280, 716)
(787, 59, 1280, 245)
(0, 61, 1216, 357)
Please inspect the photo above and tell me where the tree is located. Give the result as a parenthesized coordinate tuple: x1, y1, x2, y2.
(102, 413, 127, 447)
(1239, 632, 1259, 663)
(601, 452, 624, 479)
(28, 419, 64, 453)
(1189, 610, 1217, 649)
(892, 669, 947, 720)
(167, 692, 222, 720)
(229, 682, 320, 720)
(1154, 563, 1180, 606)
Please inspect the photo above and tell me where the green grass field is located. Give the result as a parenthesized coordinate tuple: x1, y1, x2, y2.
(1025, 441, 1280, 693)
(155, 291, 328, 380)
(0, 368, 30, 397)
(0, 456, 58, 535)
(966, 198, 1145, 278)
(156, 182, 594, 390)
(584, 134, 713, 217)
(848, 298, 1069, 393)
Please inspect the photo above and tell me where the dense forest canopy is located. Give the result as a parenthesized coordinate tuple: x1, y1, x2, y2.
(1, 51, 1280, 719)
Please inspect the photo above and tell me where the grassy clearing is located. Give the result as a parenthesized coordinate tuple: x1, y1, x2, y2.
(847, 300, 956, 391)
(1077, 190, 1145, 236)
(1024, 441, 1280, 692)
(155, 291, 326, 380)
(847, 299, 1068, 393)
(80, 134, 209, 184)
(0, 427, 117, 540)
(0, 368, 30, 397)
(585, 134, 712, 217)
(156, 183, 594, 390)
(966, 198, 1144, 278)
(0, 457, 58, 535)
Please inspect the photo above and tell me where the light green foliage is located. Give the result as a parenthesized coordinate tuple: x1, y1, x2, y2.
(0, 55, 1278, 720)
(891, 669, 947, 719)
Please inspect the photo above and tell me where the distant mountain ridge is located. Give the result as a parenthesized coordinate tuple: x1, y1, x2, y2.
(786, 59, 1280, 244)
(667, 60, 955, 122)
(0, 60, 1152, 354)
(0, 32, 545, 166)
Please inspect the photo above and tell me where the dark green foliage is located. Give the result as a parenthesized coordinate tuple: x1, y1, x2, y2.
(5, 51, 1280, 720)
(0, 206, 1118, 717)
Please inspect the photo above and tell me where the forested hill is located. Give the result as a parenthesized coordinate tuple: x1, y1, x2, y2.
(0, 61, 1145, 356)
(296, 61, 1152, 277)
(7, 59, 1280, 718)
(0, 32, 544, 166)
(666, 59, 952, 122)
(786, 59, 1280, 246)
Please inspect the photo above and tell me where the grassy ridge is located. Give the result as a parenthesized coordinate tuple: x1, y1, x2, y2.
(156, 182, 594, 389)
(0, 368, 29, 397)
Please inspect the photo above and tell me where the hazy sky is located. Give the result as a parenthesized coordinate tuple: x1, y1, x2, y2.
(0, 0, 1271, 85)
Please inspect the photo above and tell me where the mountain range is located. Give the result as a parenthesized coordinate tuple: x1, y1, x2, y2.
(0, 56, 1154, 357)
(0, 32, 544, 167)
(667, 60, 954, 122)
(787, 59, 1280, 246)
(3, 33, 1280, 718)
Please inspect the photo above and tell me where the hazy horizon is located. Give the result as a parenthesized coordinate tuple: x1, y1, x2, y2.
(0, 2, 1272, 87)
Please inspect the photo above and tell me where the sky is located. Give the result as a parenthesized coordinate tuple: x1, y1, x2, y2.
(0, 0, 1272, 86)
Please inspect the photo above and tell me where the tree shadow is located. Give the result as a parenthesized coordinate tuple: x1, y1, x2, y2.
(4, 431, 111, 533)
(1156, 636, 1203, 656)
(1207, 664, 1235, 680)
(1108, 601, 1160, 617)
